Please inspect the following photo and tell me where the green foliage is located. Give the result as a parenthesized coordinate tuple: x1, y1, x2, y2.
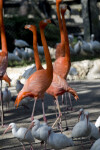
(1, 16, 60, 52)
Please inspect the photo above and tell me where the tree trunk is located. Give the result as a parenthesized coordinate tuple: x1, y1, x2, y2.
(81, 0, 90, 41)
(89, 0, 100, 41)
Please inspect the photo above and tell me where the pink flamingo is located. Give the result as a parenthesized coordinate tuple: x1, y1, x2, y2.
(15, 19, 53, 122)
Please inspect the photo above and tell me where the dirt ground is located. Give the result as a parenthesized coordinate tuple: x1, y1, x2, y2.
(0, 80, 100, 150)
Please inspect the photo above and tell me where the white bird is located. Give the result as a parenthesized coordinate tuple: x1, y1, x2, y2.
(37, 44, 44, 55)
(27, 119, 50, 142)
(25, 47, 34, 60)
(90, 34, 100, 54)
(79, 108, 100, 140)
(47, 129, 74, 149)
(14, 39, 29, 48)
(22, 66, 36, 79)
(74, 40, 81, 54)
(13, 47, 23, 58)
(78, 36, 94, 56)
(21, 50, 29, 60)
(68, 34, 74, 44)
(69, 67, 78, 76)
(89, 123, 100, 140)
(3, 123, 35, 150)
(25, 119, 50, 149)
(90, 138, 100, 150)
(95, 116, 100, 128)
(8, 52, 21, 62)
(16, 80, 23, 93)
(2, 87, 11, 109)
(72, 111, 91, 139)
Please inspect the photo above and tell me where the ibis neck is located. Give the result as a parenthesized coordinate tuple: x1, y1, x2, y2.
(0, 1, 8, 54)
(40, 27, 53, 76)
(62, 12, 70, 61)
(56, 3, 64, 43)
(12, 127, 18, 137)
(32, 29, 43, 70)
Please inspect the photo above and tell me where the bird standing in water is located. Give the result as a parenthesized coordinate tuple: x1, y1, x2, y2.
(15, 19, 53, 122)
(0, 0, 8, 126)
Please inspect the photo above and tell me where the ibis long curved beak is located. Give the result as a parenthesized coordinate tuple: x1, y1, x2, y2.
(24, 122, 34, 139)
(3, 126, 11, 136)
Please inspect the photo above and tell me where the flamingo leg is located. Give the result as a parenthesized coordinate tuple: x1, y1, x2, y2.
(31, 99, 37, 121)
(54, 99, 60, 129)
(52, 97, 62, 132)
(0, 80, 4, 127)
(42, 99, 47, 122)
(54, 99, 58, 118)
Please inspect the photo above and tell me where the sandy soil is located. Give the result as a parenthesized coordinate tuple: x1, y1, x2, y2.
(0, 80, 100, 150)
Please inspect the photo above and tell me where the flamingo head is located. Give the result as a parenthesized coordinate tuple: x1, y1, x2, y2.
(60, 5, 71, 14)
(14, 90, 26, 107)
(24, 25, 36, 32)
(39, 19, 56, 28)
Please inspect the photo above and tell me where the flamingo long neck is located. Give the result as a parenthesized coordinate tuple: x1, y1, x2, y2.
(0, 0, 8, 54)
(32, 27, 43, 70)
(56, 2, 64, 43)
(40, 26, 53, 76)
(61, 11, 70, 61)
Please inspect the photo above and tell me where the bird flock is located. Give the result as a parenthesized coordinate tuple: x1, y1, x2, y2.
(0, 0, 100, 150)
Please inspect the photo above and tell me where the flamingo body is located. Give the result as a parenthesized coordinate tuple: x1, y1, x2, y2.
(30, 119, 51, 142)
(53, 57, 71, 79)
(15, 69, 52, 106)
(46, 72, 78, 100)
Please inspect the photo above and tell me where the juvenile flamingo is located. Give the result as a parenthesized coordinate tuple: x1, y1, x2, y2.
(24, 24, 78, 131)
(15, 19, 53, 122)
(0, 0, 8, 126)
